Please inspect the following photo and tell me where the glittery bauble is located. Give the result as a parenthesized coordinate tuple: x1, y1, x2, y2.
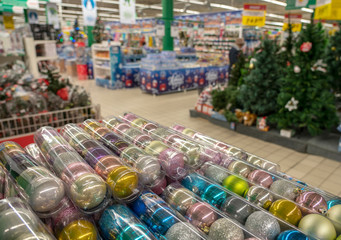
(181, 173, 208, 194)
(186, 202, 217, 233)
(277, 230, 309, 240)
(176, 142, 201, 167)
(158, 148, 186, 178)
(296, 191, 327, 215)
(150, 176, 168, 195)
(114, 123, 131, 134)
(201, 184, 227, 208)
(247, 156, 263, 167)
(298, 214, 337, 240)
(141, 123, 158, 133)
(247, 170, 273, 188)
(120, 146, 144, 164)
(261, 161, 279, 173)
(84, 147, 110, 168)
(131, 118, 148, 128)
(172, 125, 186, 132)
(145, 140, 169, 156)
(182, 128, 196, 137)
(60, 162, 94, 185)
(135, 156, 161, 185)
(228, 161, 252, 178)
(104, 117, 121, 128)
(245, 211, 281, 240)
(221, 196, 253, 224)
(165, 187, 196, 214)
(246, 186, 273, 209)
(125, 128, 144, 140)
(326, 205, 341, 233)
(59, 219, 97, 240)
(269, 199, 302, 225)
(222, 175, 249, 197)
(123, 113, 138, 122)
(94, 155, 122, 178)
(0, 208, 40, 240)
(269, 180, 298, 201)
(165, 222, 201, 240)
(53, 152, 81, 175)
(70, 173, 107, 209)
(208, 218, 244, 240)
(327, 199, 341, 209)
(107, 166, 139, 199)
(133, 134, 153, 148)
(204, 165, 229, 184)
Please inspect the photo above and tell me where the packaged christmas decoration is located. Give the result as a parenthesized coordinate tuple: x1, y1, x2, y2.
(34, 126, 111, 214)
(0, 164, 22, 200)
(0, 141, 65, 217)
(103, 116, 187, 181)
(61, 123, 143, 202)
(0, 197, 56, 240)
(81, 119, 167, 195)
(120, 113, 224, 169)
(25, 143, 50, 169)
(98, 204, 158, 240)
(130, 190, 207, 239)
(162, 182, 261, 240)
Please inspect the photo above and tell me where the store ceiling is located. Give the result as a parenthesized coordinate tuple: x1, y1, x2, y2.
(13, 0, 316, 29)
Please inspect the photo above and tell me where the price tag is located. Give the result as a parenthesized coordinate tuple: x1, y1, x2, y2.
(156, 20, 165, 37)
(283, 23, 302, 32)
(242, 4, 266, 27)
(171, 22, 179, 38)
(315, 0, 341, 20)
(283, 14, 302, 32)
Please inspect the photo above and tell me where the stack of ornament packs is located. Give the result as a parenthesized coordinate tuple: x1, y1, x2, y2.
(0, 112, 340, 240)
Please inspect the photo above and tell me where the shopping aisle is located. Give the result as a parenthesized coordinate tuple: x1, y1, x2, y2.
(76, 79, 341, 197)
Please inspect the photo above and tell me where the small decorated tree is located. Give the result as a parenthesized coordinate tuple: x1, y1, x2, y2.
(93, 17, 105, 43)
(71, 18, 82, 42)
(238, 37, 281, 117)
(275, 23, 338, 136)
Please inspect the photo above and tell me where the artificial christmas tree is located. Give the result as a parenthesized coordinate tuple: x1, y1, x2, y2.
(71, 18, 82, 43)
(278, 24, 295, 70)
(229, 53, 246, 87)
(238, 38, 281, 117)
(275, 23, 338, 136)
(92, 17, 105, 43)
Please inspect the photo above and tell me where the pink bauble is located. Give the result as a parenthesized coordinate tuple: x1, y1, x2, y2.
(123, 113, 138, 122)
(150, 176, 168, 195)
(247, 170, 273, 188)
(186, 202, 218, 232)
(60, 162, 94, 185)
(172, 125, 186, 132)
(158, 148, 186, 179)
(113, 123, 131, 134)
(296, 191, 327, 215)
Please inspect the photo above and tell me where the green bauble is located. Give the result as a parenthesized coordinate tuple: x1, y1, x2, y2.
(298, 214, 336, 240)
(337, 235, 341, 240)
(326, 205, 341, 233)
(145, 140, 168, 156)
(222, 175, 249, 197)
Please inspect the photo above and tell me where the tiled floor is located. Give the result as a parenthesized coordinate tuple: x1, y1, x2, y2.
(76, 79, 341, 196)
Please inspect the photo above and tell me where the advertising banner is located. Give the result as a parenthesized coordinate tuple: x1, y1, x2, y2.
(46, 2, 60, 29)
(119, 0, 136, 24)
(82, 0, 97, 26)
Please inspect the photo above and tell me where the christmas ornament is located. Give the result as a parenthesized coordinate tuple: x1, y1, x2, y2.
(150, 176, 168, 195)
(269, 199, 302, 226)
(311, 59, 327, 72)
(186, 202, 217, 233)
(298, 214, 336, 240)
(208, 218, 244, 240)
(227, 161, 252, 178)
(59, 219, 97, 240)
(300, 42, 312, 52)
(327, 199, 341, 209)
(222, 175, 249, 197)
(247, 170, 273, 188)
(221, 196, 254, 224)
(203, 165, 229, 184)
(247, 156, 262, 167)
(201, 184, 227, 208)
(123, 113, 138, 122)
(277, 230, 309, 240)
(107, 166, 139, 199)
(246, 186, 273, 209)
(158, 148, 186, 179)
(261, 161, 279, 173)
(294, 65, 301, 73)
(269, 180, 299, 200)
(145, 140, 169, 156)
(182, 128, 196, 137)
(135, 156, 161, 185)
(164, 186, 196, 214)
(165, 222, 201, 240)
(295, 191, 327, 215)
(131, 118, 148, 128)
(172, 124, 186, 132)
(181, 173, 208, 194)
(285, 97, 299, 112)
(326, 205, 341, 233)
(245, 211, 281, 240)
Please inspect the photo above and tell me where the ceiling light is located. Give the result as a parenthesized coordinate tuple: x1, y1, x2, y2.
(186, 10, 199, 14)
(149, 5, 162, 10)
(174, 8, 184, 12)
(301, 19, 310, 23)
(265, 21, 284, 26)
(266, 13, 285, 19)
(262, 0, 286, 7)
(210, 3, 239, 10)
(177, 0, 205, 5)
(99, 0, 119, 4)
(302, 7, 314, 13)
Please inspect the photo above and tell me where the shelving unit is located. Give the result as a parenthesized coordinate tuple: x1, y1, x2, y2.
(24, 38, 58, 78)
(91, 43, 112, 83)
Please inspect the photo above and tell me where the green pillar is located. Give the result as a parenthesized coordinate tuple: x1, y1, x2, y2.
(162, 0, 173, 51)
(85, 26, 94, 47)
(24, 9, 28, 23)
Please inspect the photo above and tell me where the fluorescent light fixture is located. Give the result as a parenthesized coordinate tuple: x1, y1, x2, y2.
(99, 0, 119, 4)
(177, 0, 205, 5)
(174, 8, 184, 12)
(302, 7, 314, 13)
(301, 19, 310, 23)
(210, 3, 238, 10)
(186, 10, 200, 14)
(265, 21, 284, 26)
(149, 5, 162, 10)
(266, 13, 285, 19)
(262, 0, 287, 7)
(264, 25, 282, 30)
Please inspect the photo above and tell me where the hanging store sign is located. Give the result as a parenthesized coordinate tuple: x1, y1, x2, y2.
(156, 19, 164, 37)
(46, 2, 60, 29)
(315, 0, 341, 20)
(283, 14, 302, 32)
(82, 0, 97, 26)
(242, 4, 266, 27)
(119, 0, 136, 24)
(286, 0, 316, 10)
(27, 9, 39, 24)
(3, 13, 14, 30)
(171, 21, 179, 38)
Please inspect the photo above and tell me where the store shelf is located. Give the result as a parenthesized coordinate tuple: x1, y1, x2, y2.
(36, 56, 59, 61)
(32, 39, 58, 45)
(94, 65, 111, 70)
(94, 56, 110, 61)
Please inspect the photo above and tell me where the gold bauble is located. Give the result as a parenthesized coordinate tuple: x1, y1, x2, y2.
(107, 166, 139, 199)
(59, 220, 97, 240)
(131, 118, 148, 128)
(298, 214, 336, 240)
(269, 199, 302, 226)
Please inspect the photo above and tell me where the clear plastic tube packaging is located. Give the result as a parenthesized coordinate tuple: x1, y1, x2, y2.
(129, 190, 208, 239)
(81, 120, 167, 194)
(120, 113, 225, 170)
(0, 141, 65, 217)
(0, 164, 22, 200)
(98, 204, 158, 240)
(0, 197, 56, 240)
(25, 143, 51, 169)
(50, 197, 100, 240)
(171, 123, 280, 173)
(103, 116, 187, 181)
(34, 126, 111, 214)
(162, 182, 262, 240)
(61, 123, 142, 202)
